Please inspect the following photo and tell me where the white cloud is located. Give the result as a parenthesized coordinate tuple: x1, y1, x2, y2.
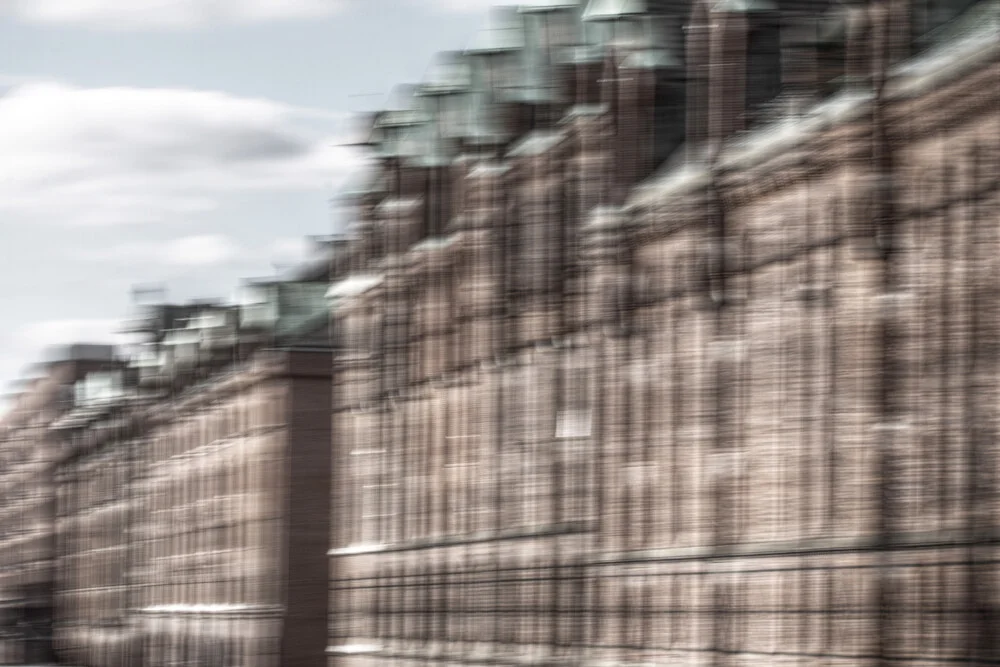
(0, 0, 345, 29)
(163, 234, 239, 266)
(0, 74, 37, 88)
(268, 236, 315, 266)
(78, 234, 242, 267)
(0, 81, 360, 226)
(73, 234, 336, 269)
(9, 319, 127, 361)
(0, 0, 489, 28)
(421, 0, 496, 12)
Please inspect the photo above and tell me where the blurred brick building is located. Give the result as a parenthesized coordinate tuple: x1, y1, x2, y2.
(51, 367, 143, 667)
(328, 0, 999, 665)
(45, 266, 341, 667)
(0, 0, 996, 666)
(0, 345, 117, 666)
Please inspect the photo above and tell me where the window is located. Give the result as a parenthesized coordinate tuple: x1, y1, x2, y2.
(352, 427, 395, 545)
(444, 387, 485, 534)
(359, 481, 396, 545)
(557, 357, 594, 521)
(556, 364, 593, 440)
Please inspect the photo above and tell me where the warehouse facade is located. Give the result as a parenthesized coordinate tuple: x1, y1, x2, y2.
(45, 273, 341, 667)
(0, 0, 996, 665)
(0, 345, 117, 666)
(51, 368, 141, 667)
(328, 0, 1000, 664)
(131, 345, 332, 667)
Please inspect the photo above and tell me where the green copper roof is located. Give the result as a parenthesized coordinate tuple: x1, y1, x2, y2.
(343, 112, 379, 147)
(619, 15, 684, 68)
(507, 9, 568, 104)
(338, 167, 385, 200)
(712, 0, 777, 13)
(374, 85, 429, 129)
(461, 25, 520, 144)
(374, 109, 426, 129)
(460, 89, 510, 145)
(393, 92, 465, 166)
(467, 6, 526, 54)
(374, 121, 426, 159)
(519, 0, 582, 12)
(419, 51, 472, 97)
(385, 83, 417, 110)
(583, 0, 647, 21)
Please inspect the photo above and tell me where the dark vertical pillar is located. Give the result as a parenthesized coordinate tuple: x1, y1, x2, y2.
(281, 352, 334, 667)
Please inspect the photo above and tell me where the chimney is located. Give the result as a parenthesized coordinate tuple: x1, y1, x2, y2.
(709, 10, 750, 141)
(781, 16, 821, 112)
(687, 0, 780, 149)
(685, 1, 712, 157)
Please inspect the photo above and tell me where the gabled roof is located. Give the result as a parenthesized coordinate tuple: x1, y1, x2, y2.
(43, 344, 116, 365)
(583, 0, 647, 21)
(419, 51, 472, 97)
(712, 0, 776, 13)
(519, 0, 582, 12)
(374, 85, 429, 128)
(467, 6, 526, 54)
(343, 112, 379, 148)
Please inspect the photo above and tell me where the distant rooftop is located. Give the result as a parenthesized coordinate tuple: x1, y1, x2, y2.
(43, 343, 116, 365)
(467, 6, 526, 55)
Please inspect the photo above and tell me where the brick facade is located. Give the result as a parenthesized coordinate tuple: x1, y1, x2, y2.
(328, 0, 1000, 665)
(0, 2, 996, 667)
(0, 346, 116, 666)
(47, 348, 334, 667)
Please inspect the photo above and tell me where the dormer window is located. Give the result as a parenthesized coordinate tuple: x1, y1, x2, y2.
(74, 371, 124, 409)
(467, 6, 525, 98)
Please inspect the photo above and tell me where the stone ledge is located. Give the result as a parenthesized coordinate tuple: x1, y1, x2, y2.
(593, 528, 1000, 566)
(329, 521, 595, 556)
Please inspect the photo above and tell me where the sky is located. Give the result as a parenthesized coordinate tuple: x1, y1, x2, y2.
(0, 0, 496, 396)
